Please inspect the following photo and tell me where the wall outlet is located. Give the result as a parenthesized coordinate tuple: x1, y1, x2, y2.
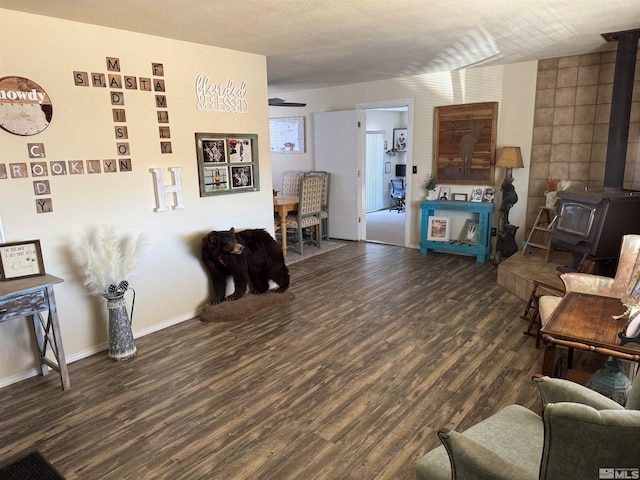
(491, 228, 497, 236)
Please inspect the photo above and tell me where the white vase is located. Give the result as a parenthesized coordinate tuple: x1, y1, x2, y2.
(427, 190, 438, 200)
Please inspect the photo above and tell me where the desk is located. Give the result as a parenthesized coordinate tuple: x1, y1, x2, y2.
(273, 195, 299, 256)
(540, 292, 640, 376)
(0, 274, 70, 390)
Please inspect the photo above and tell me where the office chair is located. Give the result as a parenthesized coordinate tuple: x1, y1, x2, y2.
(390, 177, 405, 213)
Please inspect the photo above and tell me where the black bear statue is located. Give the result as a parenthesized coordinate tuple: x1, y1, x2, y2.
(202, 228, 290, 304)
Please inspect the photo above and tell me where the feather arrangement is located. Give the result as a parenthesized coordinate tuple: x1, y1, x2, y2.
(75, 226, 146, 297)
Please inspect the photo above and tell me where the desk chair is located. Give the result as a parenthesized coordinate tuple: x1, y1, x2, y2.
(390, 177, 405, 213)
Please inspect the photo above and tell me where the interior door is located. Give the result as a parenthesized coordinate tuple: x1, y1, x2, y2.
(314, 110, 360, 240)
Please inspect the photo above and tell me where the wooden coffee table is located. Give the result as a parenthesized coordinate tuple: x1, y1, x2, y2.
(540, 292, 640, 376)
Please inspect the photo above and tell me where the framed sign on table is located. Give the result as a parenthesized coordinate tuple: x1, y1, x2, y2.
(427, 216, 450, 242)
(0, 240, 45, 280)
(195, 133, 259, 197)
(434, 102, 498, 186)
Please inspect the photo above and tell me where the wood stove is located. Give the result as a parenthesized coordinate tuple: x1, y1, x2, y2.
(551, 29, 640, 273)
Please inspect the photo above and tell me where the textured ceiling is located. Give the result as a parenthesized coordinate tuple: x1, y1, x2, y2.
(1, 0, 639, 94)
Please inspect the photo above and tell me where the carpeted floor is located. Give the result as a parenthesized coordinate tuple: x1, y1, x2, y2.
(0, 451, 65, 480)
(366, 208, 405, 245)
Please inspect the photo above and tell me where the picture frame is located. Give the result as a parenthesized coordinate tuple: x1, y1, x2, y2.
(269, 116, 305, 153)
(427, 216, 450, 242)
(0, 240, 45, 281)
(196, 133, 259, 196)
(452, 193, 468, 201)
(438, 186, 451, 201)
(434, 102, 498, 185)
(482, 187, 496, 203)
(470, 187, 483, 202)
(393, 128, 407, 152)
(459, 219, 480, 245)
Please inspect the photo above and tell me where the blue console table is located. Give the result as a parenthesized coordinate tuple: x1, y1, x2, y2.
(420, 200, 495, 263)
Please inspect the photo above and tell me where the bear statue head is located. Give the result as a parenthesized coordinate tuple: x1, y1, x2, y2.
(204, 228, 245, 255)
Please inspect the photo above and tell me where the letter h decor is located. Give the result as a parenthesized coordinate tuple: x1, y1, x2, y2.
(150, 167, 186, 212)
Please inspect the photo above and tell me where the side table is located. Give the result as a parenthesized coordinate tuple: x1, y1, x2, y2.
(0, 274, 70, 390)
(420, 200, 494, 262)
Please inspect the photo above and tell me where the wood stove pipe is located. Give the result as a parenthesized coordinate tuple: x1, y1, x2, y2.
(601, 29, 640, 192)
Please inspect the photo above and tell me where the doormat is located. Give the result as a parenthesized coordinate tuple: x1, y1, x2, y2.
(0, 450, 65, 480)
(200, 290, 295, 323)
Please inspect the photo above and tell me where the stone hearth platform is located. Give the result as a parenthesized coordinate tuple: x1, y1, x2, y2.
(497, 248, 574, 302)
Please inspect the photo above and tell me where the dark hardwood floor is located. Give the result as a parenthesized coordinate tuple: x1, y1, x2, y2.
(0, 242, 545, 479)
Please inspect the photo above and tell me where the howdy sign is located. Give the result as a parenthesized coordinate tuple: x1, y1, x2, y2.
(0, 76, 53, 136)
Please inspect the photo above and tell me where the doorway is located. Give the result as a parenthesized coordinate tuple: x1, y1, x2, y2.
(358, 102, 411, 246)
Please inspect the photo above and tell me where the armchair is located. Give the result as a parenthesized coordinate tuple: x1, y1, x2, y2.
(539, 234, 640, 330)
(416, 374, 640, 480)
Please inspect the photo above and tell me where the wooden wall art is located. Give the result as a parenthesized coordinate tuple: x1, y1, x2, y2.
(195, 133, 259, 196)
(0, 76, 53, 136)
(433, 102, 498, 186)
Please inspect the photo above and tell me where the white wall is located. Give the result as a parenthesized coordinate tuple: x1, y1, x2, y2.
(270, 63, 538, 248)
(0, 10, 273, 386)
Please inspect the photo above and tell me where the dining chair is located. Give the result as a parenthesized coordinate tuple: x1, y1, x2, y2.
(281, 170, 303, 196)
(307, 171, 330, 240)
(285, 174, 323, 255)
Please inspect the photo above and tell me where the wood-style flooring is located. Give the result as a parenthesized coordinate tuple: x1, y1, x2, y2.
(0, 242, 545, 479)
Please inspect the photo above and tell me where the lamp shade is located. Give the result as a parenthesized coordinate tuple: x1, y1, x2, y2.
(496, 146, 524, 169)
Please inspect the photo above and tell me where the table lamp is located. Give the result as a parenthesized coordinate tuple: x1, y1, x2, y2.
(496, 146, 524, 185)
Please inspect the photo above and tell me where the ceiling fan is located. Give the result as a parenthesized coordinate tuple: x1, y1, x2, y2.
(268, 97, 307, 107)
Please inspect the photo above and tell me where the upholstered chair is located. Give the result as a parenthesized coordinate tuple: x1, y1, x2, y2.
(539, 234, 640, 329)
(285, 174, 323, 254)
(308, 171, 330, 239)
(281, 170, 303, 196)
(416, 374, 640, 480)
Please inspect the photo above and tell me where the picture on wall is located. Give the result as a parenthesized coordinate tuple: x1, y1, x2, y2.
(202, 139, 226, 163)
(196, 133, 259, 196)
(269, 116, 305, 153)
(393, 128, 407, 152)
(434, 102, 498, 185)
(228, 138, 253, 163)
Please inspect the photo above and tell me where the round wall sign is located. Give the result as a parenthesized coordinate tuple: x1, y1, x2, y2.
(0, 76, 53, 136)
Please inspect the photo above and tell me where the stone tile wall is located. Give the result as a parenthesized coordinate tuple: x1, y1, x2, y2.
(526, 49, 640, 233)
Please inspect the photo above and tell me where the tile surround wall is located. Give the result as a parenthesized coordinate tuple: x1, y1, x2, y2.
(526, 49, 640, 233)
